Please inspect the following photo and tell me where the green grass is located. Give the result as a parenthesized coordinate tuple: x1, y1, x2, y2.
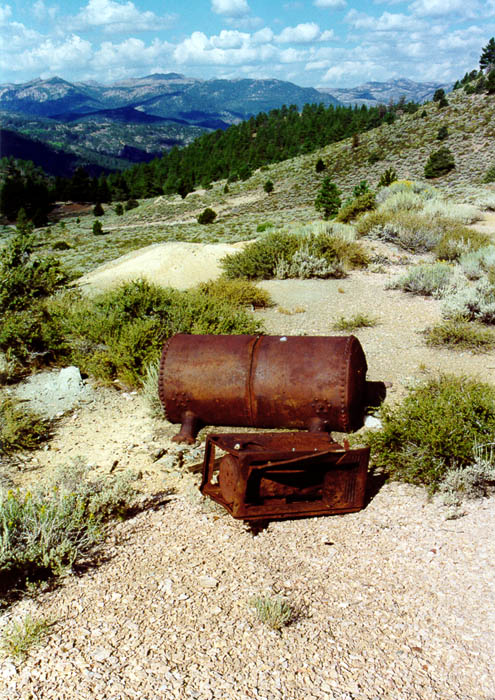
(423, 320, 495, 351)
(250, 595, 293, 631)
(0, 614, 51, 661)
(333, 313, 378, 331)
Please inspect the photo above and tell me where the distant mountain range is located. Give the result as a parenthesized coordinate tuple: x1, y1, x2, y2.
(320, 78, 452, 107)
(0, 73, 340, 128)
(0, 73, 450, 177)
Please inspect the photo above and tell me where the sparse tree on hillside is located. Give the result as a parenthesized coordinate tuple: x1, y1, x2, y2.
(480, 37, 495, 72)
(264, 179, 274, 194)
(315, 177, 341, 220)
(315, 158, 326, 173)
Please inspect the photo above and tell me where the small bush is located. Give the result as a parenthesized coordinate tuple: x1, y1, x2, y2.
(93, 202, 104, 217)
(197, 208, 217, 225)
(441, 277, 495, 324)
(459, 246, 495, 280)
(437, 125, 449, 141)
(92, 220, 104, 235)
(250, 595, 293, 630)
(0, 461, 137, 591)
(434, 225, 490, 260)
(423, 320, 495, 352)
(221, 228, 367, 280)
(366, 374, 495, 490)
(0, 303, 68, 368)
(141, 359, 163, 419)
(421, 200, 482, 224)
(115, 203, 124, 216)
(263, 180, 274, 194)
(368, 149, 383, 165)
(315, 158, 326, 173)
(0, 614, 51, 660)
(196, 278, 273, 308)
(389, 263, 453, 297)
(333, 313, 378, 331)
(125, 199, 139, 211)
(424, 147, 455, 178)
(0, 233, 67, 313)
(440, 443, 495, 501)
(0, 398, 50, 453)
(482, 165, 495, 183)
(256, 222, 273, 233)
(378, 167, 397, 188)
(335, 191, 376, 223)
(315, 178, 341, 219)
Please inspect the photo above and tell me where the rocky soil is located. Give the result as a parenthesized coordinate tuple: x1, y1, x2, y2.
(1, 238, 495, 700)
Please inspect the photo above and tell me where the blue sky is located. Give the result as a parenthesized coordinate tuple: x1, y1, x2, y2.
(1, 0, 494, 87)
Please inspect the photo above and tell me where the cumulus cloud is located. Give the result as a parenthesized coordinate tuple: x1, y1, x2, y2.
(211, 0, 250, 18)
(73, 0, 175, 34)
(2, 34, 93, 76)
(173, 29, 277, 66)
(276, 22, 321, 43)
(33, 1, 58, 22)
(313, 0, 347, 8)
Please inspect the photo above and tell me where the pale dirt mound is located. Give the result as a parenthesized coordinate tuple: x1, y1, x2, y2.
(77, 241, 246, 293)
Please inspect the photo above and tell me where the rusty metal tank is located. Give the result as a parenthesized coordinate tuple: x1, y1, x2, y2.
(158, 334, 384, 444)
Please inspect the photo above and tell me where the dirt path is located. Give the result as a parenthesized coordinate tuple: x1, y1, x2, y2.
(1, 241, 494, 700)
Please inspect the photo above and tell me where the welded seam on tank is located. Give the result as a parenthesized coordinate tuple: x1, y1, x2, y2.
(247, 335, 262, 425)
(340, 336, 352, 432)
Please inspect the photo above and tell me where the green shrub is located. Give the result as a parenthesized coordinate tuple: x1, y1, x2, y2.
(221, 232, 299, 279)
(335, 191, 376, 223)
(315, 158, 326, 173)
(333, 313, 378, 331)
(263, 180, 274, 194)
(0, 461, 137, 592)
(0, 398, 50, 454)
(423, 320, 495, 352)
(92, 220, 104, 235)
(0, 303, 68, 368)
(61, 280, 263, 386)
(366, 374, 495, 490)
(459, 246, 495, 280)
(437, 125, 449, 141)
(389, 263, 453, 296)
(196, 278, 273, 308)
(434, 225, 490, 260)
(378, 167, 397, 188)
(0, 233, 67, 313)
(0, 614, 51, 660)
(368, 149, 383, 165)
(250, 595, 293, 630)
(93, 202, 104, 217)
(441, 277, 495, 323)
(482, 165, 495, 183)
(221, 228, 367, 280)
(440, 443, 495, 501)
(125, 198, 139, 211)
(197, 208, 217, 224)
(115, 203, 124, 216)
(256, 222, 274, 233)
(424, 147, 455, 178)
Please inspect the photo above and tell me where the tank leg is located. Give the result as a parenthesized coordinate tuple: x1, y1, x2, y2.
(172, 411, 201, 444)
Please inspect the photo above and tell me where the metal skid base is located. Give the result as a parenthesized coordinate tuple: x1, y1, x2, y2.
(200, 432, 370, 522)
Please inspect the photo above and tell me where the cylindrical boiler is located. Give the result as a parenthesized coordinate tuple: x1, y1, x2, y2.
(158, 334, 384, 443)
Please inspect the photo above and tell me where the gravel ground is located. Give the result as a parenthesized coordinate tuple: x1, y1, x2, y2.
(1, 242, 495, 699)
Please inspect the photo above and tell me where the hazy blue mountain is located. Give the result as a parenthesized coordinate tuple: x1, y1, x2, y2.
(319, 78, 452, 107)
(0, 73, 340, 126)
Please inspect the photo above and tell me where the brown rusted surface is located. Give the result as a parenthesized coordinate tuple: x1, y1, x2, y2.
(200, 432, 370, 521)
(158, 334, 384, 443)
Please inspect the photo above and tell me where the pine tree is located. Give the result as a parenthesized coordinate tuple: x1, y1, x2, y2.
(480, 37, 495, 71)
(315, 178, 341, 219)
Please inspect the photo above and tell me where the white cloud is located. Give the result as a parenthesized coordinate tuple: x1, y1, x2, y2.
(2, 34, 93, 76)
(252, 27, 274, 44)
(320, 29, 335, 40)
(0, 4, 12, 25)
(276, 22, 321, 43)
(409, 0, 480, 18)
(313, 0, 347, 8)
(33, 1, 58, 22)
(345, 9, 423, 32)
(73, 0, 175, 34)
(211, 0, 250, 18)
